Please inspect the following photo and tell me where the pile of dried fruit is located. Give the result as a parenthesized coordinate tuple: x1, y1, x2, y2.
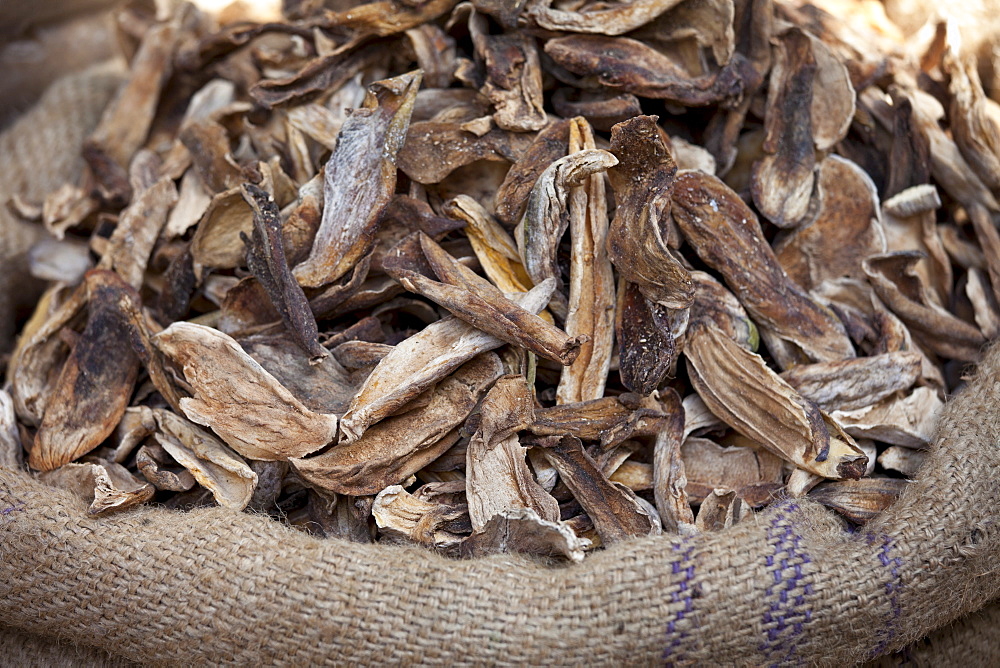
(2, 0, 998, 561)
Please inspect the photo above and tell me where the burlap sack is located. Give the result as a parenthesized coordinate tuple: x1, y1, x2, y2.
(3, 20, 1000, 668)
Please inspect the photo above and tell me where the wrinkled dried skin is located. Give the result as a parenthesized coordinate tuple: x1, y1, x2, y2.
(695, 490, 745, 532)
(607, 115, 694, 310)
(673, 170, 854, 363)
(541, 435, 660, 544)
(685, 324, 867, 480)
(250, 44, 381, 109)
(30, 272, 141, 472)
(779, 351, 922, 412)
(775, 155, 885, 291)
(152, 322, 339, 461)
(946, 51, 1000, 194)
(460, 507, 589, 561)
(689, 271, 757, 350)
(552, 89, 642, 133)
(680, 436, 783, 504)
(190, 186, 254, 279)
(515, 148, 618, 318)
(494, 119, 569, 227)
(399, 121, 535, 185)
(39, 460, 154, 516)
(885, 94, 931, 200)
(470, 14, 545, 132)
(878, 446, 927, 477)
(881, 193, 952, 308)
(615, 280, 685, 395)
(165, 170, 212, 240)
(9, 284, 87, 426)
(240, 334, 358, 414)
(651, 389, 692, 531)
(372, 484, 466, 548)
(384, 233, 584, 364)
(287, 104, 342, 152)
(154, 409, 258, 510)
(908, 87, 1000, 214)
(863, 253, 984, 362)
(241, 183, 327, 362)
(41, 184, 96, 240)
(292, 354, 502, 496)
(466, 376, 559, 531)
(319, 0, 460, 40)
(545, 35, 743, 106)
(530, 396, 635, 442)
(966, 268, 1000, 340)
(751, 28, 816, 229)
(445, 195, 533, 293)
(83, 22, 178, 200)
(97, 174, 178, 288)
(809, 478, 907, 525)
(807, 33, 854, 151)
(0, 391, 22, 470)
(830, 386, 943, 449)
(682, 394, 725, 440)
(293, 71, 421, 288)
(558, 119, 615, 403)
(341, 281, 554, 444)
(525, 0, 684, 34)
(180, 120, 242, 193)
(108, 406, 157, 465)
(968, 204, 1000, 312)
(136, 444, 196, 492)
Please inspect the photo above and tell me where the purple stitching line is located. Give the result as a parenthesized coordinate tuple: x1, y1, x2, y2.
(866, 533, 903, 658)
(663, 538, 696, 667)
(1, 502, 25, 516)
(759, 502, 813, 667)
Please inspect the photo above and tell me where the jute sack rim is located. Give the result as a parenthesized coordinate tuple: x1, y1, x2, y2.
(1, 340, 999, 665)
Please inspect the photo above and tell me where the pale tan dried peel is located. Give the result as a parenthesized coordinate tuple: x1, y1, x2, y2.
(293, 71, 421, 288)
(515, 148, 619, 318)
(152, 322, 339, 461)
(460, 507, 589, 562)
(30, 272, 142, 472)
(444, 195, 534, 294)
(153, 409, 258, 511)
(340, 280, 554, 444)
(0, 390, 22, 470)
(808, 477, 908, 525)
(751, 27, 816, 229)
(672, 170, 855, 365)
(945, 50, 1000, 195)
(694, 489, 746, 533)
(877, 445, 927, 477)
(558, 118, 616, 404)
(863, 253, 985, 362)
(383, 233, 585, 365)
(830, 386, 944, 449)
(39, 460, 155, 516)
(9, 283, 87, 426)
(466, 376, 559, 531)
(652, 389, 693, 532)
(779, 352, 922, 412)
(680, 436, 783, 505)
(774, 155, 885, 292)
(292, 353, 502, 496)
(524, 0, 685, 35)
(685, 323, 867, 480)
(372, 484, 466, 549)
(190, 186, 255, 280)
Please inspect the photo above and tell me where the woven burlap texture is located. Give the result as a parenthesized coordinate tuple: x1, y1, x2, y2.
(3, 58, 1000, 668)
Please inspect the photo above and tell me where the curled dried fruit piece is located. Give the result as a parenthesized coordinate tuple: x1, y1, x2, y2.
(685, 323, 867, 480)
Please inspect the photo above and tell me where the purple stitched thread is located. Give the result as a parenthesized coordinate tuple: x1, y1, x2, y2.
(865, 533, 903, 657)
(663, 538, 696, 667)
(0, 502, 25, 516)
(759, 502, 813, 667)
